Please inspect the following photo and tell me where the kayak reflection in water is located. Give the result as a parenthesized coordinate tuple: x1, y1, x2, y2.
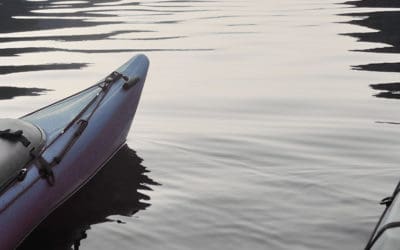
(18, 145, 159, 250)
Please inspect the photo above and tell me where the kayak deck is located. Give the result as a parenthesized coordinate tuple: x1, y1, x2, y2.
(0, 119, 46, 192)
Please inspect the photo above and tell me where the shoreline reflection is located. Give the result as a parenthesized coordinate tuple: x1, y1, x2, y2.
(344, 1, 400, 100)
(0, 0, 213, 100)
(0, 86, 50, 99)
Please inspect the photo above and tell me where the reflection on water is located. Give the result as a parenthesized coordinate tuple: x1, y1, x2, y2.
(370, 83, 400, 99)
(345, 0, 400, 8)
(345, 1, 400, 248)
(0, 30, 151, 43)
(344, 2, 400, 100)
(0, 0, 125, 34)
(2, 0, 400, 249)
(0, 63, 88, 75)
(0, 87, 50, 100)
(18, 145, 159, 250)
(0, 0, 213, 100)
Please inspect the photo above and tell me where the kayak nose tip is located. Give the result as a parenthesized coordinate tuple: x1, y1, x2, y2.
(118, 54, 149, 90)
(131, 54, 150, 78)
(123, 76, 141, 90)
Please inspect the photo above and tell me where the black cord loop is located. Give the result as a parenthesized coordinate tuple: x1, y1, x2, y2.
(0, 129, 31, 147)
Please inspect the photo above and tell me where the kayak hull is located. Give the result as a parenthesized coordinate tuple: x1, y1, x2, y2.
(0, 54, 149, 249)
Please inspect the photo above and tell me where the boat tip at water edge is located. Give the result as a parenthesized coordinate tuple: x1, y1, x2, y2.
(0, 54, 149, 249)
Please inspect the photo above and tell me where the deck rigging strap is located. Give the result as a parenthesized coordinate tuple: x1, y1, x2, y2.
(0, 129, 31, 147)
(34, 71, 129, 185)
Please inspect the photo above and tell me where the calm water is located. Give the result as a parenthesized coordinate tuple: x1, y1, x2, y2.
(1, 0, 400, 249)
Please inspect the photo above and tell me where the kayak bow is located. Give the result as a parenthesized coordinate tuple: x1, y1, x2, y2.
(0, 54, 149, 249)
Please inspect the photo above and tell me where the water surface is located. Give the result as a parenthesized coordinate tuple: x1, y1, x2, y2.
(1, 0, 400, 249)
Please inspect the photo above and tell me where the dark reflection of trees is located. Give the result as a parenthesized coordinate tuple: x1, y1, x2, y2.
(345, 0, 400, 8)
(343, 1, 400, 100)
(0, 63, 88, 75)
(0, 0, 137, 99)
(0, 0, 133, 50)
(17, 145, 159, 250)
(0, 0, 36, 33)
(0, 0, 127, 34)
(0, 87, 50, 99)
(0, 0, 211, 99)
(370, 83, 400, 99)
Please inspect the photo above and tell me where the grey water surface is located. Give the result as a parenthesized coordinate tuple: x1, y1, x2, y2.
(1, 0, 400, 249)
